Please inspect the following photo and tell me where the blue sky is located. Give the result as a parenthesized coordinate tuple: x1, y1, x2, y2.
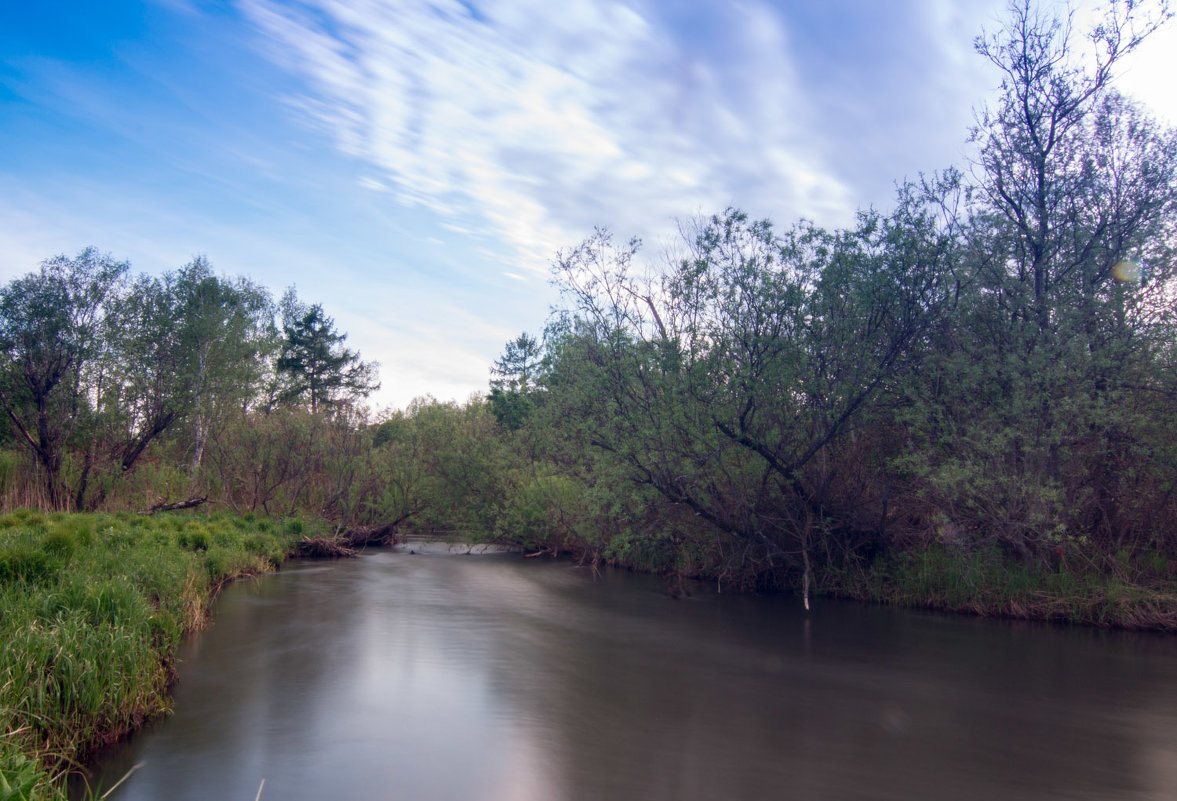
(2, 0, 1174, 410)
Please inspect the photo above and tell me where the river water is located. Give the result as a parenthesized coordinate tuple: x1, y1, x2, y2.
(85, 545, 1177, 800)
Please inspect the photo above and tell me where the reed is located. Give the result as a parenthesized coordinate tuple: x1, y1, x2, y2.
(0, 511, 307, 800)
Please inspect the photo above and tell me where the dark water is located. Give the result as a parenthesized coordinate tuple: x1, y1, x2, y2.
(85, 545, 1177, 801)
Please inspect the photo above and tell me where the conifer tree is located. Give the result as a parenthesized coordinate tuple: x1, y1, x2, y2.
(276, 289, 378, 413)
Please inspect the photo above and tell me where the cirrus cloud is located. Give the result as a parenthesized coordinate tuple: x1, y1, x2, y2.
(238, 0, 860, 273)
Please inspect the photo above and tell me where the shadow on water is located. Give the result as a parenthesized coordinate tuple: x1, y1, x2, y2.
(81, 545, 1177, 800)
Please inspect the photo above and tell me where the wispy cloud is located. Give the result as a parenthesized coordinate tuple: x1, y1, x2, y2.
(9, 0, 1167, 411)
(238, 0, 860, 274)
(0, 181, 516, 410)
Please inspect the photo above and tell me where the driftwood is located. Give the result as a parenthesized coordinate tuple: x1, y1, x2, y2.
(339, 524, 400, 548)
(291, 524, 400, 560)
(291, 536, 358, 559)
(138, 496, 209, 515)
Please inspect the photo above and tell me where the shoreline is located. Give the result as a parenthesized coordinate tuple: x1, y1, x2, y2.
(6, 520, 1176, 800)
(0, 511, 307, 801)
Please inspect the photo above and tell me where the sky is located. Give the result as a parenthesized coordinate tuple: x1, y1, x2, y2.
(1, 0, 1175, 411)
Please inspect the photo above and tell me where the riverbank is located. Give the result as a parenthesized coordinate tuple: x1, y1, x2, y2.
(73, 537, 1177, 801)
(6, 519, 1177, 798)
(484, 531, 1177, 631)
(0, 511, 312, 800)
(823, 547, 1177, 631)
(536, 533, 1177, 631)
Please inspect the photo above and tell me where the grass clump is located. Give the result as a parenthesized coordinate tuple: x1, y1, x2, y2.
(0, 511, 301, 799)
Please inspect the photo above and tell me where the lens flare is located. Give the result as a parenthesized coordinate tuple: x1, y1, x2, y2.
(1111, 259, 1145, 283)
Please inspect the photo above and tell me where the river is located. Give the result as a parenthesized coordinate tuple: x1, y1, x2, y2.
(84, 544, 1177, 800)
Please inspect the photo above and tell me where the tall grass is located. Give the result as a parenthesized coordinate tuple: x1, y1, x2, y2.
(828, 546, 1177, 630)
(0, 511, 307, 800)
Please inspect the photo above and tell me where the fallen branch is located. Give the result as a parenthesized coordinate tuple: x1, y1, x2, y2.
(291, 536, 358, 559)
(340, 524, 400, 548)
(138, 496, 209, 515)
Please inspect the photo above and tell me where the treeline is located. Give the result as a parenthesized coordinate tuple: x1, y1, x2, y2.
(2, 1, 1176, 611)
(0, 253, 377, 514)
(412, 0, 1177, 608)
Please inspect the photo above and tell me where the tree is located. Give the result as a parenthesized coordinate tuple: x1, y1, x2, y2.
(547, 201, 959, 604)
(275, 289, 379, 413)
(0, 249, 127, 509)
(170, 259, 274, 478)
(881, 0, 1177, 565)
(74, 273, 187, 509)
(491, 333, 542, 392)
(206, 406, 327, 515)
(971, 0, 1175, 335)
(488, 332, 543, 430)
(66, 261, 277, 508)
(911, 0, 1177, 561)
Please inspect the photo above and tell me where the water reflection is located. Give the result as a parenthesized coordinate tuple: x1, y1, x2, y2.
(87, 546, 1177, 800)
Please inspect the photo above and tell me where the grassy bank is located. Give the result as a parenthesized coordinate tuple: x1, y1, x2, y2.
(0, 510, 308, 800)
(826, 547, 1177, 631)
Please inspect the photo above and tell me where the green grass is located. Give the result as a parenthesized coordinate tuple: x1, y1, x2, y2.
(0, 511, 308, 800)
(827, 546, 1177, 630)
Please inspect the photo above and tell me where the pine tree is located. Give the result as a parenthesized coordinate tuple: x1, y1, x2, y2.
(276, 289, 378, 413)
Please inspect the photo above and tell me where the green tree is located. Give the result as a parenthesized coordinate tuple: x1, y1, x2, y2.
(488, 332, 543, 430)
(275, 289, 379, 413)
(491, 332, 542, 391)
(70, 261, 276, 508)
(75, 272, 188, 509)
(972, 0, 1174, 331)
(899, 0, 1177, 562)
(547, 201, 959, 604)
(0, 248, 127, 509)
(206, 406, 326, 515)
(170, 259, 274, 479)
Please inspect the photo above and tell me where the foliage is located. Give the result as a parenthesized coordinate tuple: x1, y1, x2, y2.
(0, 511, 300, 799)
(894, 0, 1177, 563)
(830, 545, 1177, 630)
(487, 332, 542, 430)
(275, 288, 378, 413)
(0, 252, 381, 513)
(0, 250, 128, 509)
(451, 0, 1177, 608)
(0, 0, 1175, 624)
(538, 194, 960, 601)
(167, 259, 275, 481)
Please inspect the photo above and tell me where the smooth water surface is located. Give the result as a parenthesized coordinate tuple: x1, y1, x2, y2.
(88, 545, 1177, 800)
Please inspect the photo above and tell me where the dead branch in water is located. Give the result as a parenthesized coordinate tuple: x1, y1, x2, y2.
(291, 536, 358, 559)
(290, 524, 404, 560)
(340, 523, 400, 548)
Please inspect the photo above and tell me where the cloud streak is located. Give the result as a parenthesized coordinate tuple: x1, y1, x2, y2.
(238, 0, 861, 273)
